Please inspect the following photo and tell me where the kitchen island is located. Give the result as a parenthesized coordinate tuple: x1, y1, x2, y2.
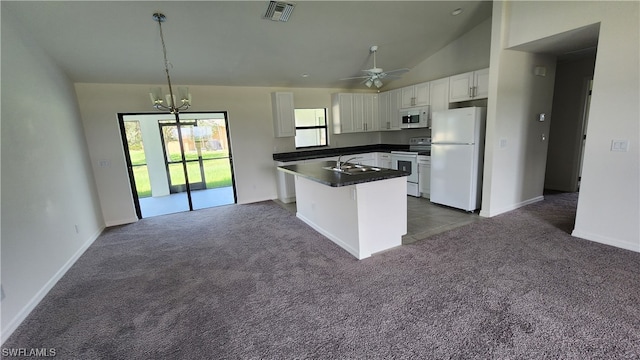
(278, 161, 409, 260)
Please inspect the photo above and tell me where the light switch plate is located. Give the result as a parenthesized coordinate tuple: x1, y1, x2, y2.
(611, 140, 629, 152)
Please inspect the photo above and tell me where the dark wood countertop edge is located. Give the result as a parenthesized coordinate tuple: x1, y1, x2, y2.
(273, 144, 410, 162)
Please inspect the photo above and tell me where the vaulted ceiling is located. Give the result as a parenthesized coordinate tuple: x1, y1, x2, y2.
(4, 1, 493, 89)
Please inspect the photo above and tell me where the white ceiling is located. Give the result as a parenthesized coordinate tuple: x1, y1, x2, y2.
(4, 1, 493, 89)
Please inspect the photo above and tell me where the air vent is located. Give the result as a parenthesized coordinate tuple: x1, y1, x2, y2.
(263, 1, 295, 22)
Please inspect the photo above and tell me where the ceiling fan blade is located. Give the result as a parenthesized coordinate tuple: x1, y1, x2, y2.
(338, 46, 408, 86)
(384, 68, 410, 75)
(340, 75, 370, 81)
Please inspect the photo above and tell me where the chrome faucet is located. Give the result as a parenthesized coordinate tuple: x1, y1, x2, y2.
(336, 155, 361, 169)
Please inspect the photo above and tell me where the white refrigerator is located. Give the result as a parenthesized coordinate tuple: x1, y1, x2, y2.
(430, 107, 486, 211)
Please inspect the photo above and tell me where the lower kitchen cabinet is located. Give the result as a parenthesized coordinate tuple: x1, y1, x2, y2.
(377, 153, 392, 169)
(418, 156, 431, 198)
(275, 160, 302, 203)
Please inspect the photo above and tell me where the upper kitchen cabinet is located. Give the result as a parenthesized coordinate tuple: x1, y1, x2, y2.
(449, 68, 489, 102)
(362, 94, 379, 132)
(429, 77, 450, 115)
(379, 88, 402, 131)
(332, 93, 354, 134)
(272, 92, 296, 137)
(401, 81, 430, 108)
(378, 91, 389, 130)
(332, 93, 379, 134)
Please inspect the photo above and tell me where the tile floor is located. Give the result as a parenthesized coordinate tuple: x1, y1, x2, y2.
(402, 195, 481, 244)
(275, 195, 480, 245)
(138, 186, 235, 218)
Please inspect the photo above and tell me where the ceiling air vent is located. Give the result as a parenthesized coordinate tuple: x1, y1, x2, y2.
(263, 1, 295, 22)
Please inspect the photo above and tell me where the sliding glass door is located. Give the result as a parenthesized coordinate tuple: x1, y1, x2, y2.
(119, 112, 236, 218)
(160, 121, 206, 193)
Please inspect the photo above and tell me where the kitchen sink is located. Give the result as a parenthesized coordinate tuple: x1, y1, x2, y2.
(323, 164, 382, 175)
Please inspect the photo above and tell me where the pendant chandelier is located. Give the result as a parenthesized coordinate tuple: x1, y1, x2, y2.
(149, 13, 191, 113)
(148, 12, 194, 211)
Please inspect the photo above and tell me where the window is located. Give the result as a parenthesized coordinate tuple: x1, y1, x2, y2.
(294, 108, 328, 148)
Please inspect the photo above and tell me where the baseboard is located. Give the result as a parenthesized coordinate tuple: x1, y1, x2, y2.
(572, 229, 640, 253)
(1, 226, 104, 344)
(105, 217, 138, 227)
(479, 195, 544, 217)
(296, 213, 365, 259)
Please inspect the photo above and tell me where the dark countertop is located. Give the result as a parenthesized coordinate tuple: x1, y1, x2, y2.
(273, 144, 410, 162)
(278, 161, 409, 187)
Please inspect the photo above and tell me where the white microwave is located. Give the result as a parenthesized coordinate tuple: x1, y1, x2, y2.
(399, 106, 429, 129)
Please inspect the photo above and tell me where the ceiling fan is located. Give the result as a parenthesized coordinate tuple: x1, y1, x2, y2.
(340, 45, 409, 89)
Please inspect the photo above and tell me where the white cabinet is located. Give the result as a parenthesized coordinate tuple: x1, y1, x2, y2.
(333, 93, 378, 133)
(377, 152, 392, 169)
(429, 77, 450, 118)
(379, 88, 401, 131)
(378, 91, 389, 130)
(401, 81, 430, 108)
(362, 94, 379, 132)
(418, 156, 431, 198)
(332, 93, 355, 134)
(355, 153, 376, 166)
(275, 160, 303, 203)
(449, 68, 489, 102)
(272, 92, 296, 137)
(352, 93, 364, 132)
(474, 68, 490, 99)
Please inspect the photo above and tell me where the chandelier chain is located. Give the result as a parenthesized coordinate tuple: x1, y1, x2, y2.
(157, 19, 176, 110)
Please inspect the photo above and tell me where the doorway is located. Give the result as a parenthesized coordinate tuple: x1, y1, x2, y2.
(544, 51, 596, 192)
(118, 112, 236, 218)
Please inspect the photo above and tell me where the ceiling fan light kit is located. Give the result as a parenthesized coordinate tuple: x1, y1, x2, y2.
(340, 45, 409, 89)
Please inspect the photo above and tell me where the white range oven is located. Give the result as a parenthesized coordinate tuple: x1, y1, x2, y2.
(391, 137, 431, 197)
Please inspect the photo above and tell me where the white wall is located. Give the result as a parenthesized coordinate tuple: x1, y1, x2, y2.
(481, 6, 557, 216)
(380, 17, 492, 145)
(1, 9, 104, 342)
(484, 1, 639, 251)
(388, 17, 492, 89)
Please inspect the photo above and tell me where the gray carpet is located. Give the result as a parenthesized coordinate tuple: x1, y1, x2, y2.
(4, 192, 640, 359)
